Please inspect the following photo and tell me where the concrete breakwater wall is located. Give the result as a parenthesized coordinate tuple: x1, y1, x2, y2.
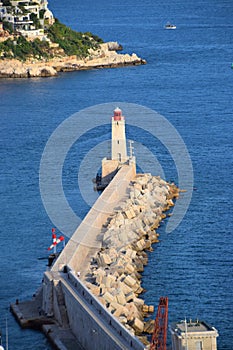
(43, 168, 179, 349)
(40, 164, 145, 349)
(44, 268, 145, 350)
(11, 165, 179, 350)
(83, 173, 179, 346)
(51, 163, 136, 274)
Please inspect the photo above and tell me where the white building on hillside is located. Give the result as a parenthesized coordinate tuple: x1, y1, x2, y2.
(0, 0, 54, 36)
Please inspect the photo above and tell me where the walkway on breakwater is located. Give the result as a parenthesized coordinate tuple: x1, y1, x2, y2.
(11, 161, 179, 349)
(11, 163, 146, 350)
(52, 162, 136, 274)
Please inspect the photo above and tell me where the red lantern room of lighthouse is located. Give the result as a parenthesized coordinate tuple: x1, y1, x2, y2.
(113, 107, 124, 121)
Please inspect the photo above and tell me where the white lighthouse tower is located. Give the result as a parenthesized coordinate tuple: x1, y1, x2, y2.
(111, 107, 128, 163)
(99, 108, 135, 189)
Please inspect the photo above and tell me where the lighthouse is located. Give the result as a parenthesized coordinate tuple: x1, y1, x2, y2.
(98, 108, 135, 189)
(111, 107, 128, 162)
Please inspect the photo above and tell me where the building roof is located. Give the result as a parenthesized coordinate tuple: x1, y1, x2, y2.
(170, 320, 217, 335)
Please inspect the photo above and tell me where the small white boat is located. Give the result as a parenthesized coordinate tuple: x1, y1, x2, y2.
(165, 22, 176, 30)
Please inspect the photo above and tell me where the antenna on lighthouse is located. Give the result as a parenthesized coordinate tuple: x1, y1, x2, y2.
(129, 140, 134, 160)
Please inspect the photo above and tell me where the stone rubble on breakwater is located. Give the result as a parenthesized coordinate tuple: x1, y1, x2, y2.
(0, 42, 146, 78)
(84, 173, 179, 346)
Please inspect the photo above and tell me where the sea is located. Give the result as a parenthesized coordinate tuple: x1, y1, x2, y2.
(0, 0, 233, 349)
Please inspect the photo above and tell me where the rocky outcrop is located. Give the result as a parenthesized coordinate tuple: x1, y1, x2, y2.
(84, 173, 179, 345)
(0, 60, 57, 78)
(0, 41, 146, 78)
(106, 41, 123, 51)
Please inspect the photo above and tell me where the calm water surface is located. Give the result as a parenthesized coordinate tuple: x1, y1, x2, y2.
(0, 0, 232, 349)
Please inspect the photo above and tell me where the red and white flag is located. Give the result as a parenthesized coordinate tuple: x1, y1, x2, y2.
(48, 229, 65, 250)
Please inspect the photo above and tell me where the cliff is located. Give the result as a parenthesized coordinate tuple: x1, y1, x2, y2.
(0, 42, 146, 78)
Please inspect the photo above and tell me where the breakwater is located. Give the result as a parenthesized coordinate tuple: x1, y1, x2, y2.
(11, 165, 179, 349)
(84, 173, 179, 346)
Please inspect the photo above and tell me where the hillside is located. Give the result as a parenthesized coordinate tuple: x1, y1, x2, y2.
(0, 1, 146, 77)
(0, 18, 103, 61)
(0, 0, 103, 61)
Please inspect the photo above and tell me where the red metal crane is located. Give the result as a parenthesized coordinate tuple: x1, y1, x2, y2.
(150, 296, 169, 350)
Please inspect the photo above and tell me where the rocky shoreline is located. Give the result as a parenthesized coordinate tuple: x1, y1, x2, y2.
(0, 42, 146, 78)
(84, 173, 179, 346)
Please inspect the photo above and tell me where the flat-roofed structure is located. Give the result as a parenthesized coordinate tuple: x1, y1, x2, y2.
(170, 319, 218, 350)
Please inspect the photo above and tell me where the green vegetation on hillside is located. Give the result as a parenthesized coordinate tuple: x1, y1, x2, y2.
(0, 19, 104, 61)
(2, 20, 14, 33)
(47, 19, 103, 57)
(30, 13, 42, 29)
(0, 36, 50, 60)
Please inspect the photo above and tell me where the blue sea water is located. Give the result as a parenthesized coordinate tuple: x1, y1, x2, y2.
(0, 0, 233, 349)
